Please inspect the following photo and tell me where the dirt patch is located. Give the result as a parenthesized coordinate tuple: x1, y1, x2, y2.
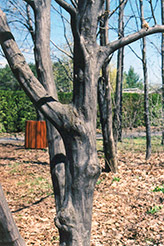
(0, 141, 164, 245)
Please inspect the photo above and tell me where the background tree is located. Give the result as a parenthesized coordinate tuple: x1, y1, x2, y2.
(113, 0, 127, 144)
(1, 0, 164, 245)
(124, 66, 143, 89)
(140, 0, 151, 159)
(98, 0, 117, 173)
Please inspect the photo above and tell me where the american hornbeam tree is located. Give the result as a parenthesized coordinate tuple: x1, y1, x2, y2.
(113, 0, 126, 145)
(1, 0, 164, 245)
(140, 0, 151, 159)
(98, 0, 117, 172)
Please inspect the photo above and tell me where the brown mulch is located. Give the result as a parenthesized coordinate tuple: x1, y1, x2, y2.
(0, 141, 164, 246)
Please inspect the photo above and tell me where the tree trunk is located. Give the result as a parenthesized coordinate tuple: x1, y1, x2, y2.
(113, 0, 125, 145)
(55, 129, 100, 245)
(0, 184, 26, 246)
(98, 0, 117, 173)
(140, 0, 151, 159)
(30, 0, 66, 212)
(161, 0, 164, 145)
(98, 75, 117, 173)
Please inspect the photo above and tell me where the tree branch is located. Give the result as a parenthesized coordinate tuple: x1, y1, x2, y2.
(55, 0, 76, 16)
(51, 40, 73, 59)
(101, 25, 164, 63)
(23, 0, 35, 9)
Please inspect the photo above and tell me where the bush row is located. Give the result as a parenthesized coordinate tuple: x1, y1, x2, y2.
(0, 90, 162, 133)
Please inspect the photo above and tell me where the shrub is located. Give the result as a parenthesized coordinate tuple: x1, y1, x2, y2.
(0, 90, 36, 132)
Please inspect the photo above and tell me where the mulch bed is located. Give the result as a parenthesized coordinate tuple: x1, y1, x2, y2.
(0, 141, 164, 245)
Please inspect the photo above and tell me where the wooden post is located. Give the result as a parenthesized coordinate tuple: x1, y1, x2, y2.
(25, 120, 48, 149)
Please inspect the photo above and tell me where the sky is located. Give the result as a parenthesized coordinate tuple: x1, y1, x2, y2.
(0, 0, 163, 87)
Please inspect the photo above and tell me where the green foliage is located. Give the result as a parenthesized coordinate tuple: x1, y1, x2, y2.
(112, 177, 120, 182)
(146, 205, 163, 215)
(122, 93, 144, 128)
(124, 66, 143, 89)
(96, 179, 104, 185)
(0, 90, 36, 132)
(0, 64, 37, 91)
(53, 59, 73, 93)
(58, 92, 72, 104)
(152, 185, 164, 193)
(149, 93, 162, 126)
(122, 93, 162, 128)
(0, 89, 162, 132)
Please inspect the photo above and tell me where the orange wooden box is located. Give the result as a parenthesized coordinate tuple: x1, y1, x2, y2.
(25, 120, 48, 149)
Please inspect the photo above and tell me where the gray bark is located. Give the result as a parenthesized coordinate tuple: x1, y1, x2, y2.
(113, 0, 125, 145)
(0, 184, 26, 246)
(98, 0, 117, 173)
(27, 0, 66, 211)
(140, 0, 151, 159)
(161, 0, 164, 145)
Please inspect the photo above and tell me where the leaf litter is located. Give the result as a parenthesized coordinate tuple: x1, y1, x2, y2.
(0, 140, 164, 246)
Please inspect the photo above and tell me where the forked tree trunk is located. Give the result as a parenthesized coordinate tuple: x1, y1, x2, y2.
(0, 184, 26, 246)
(98, 0, 117, 173)
(161, 0, 164, 145)
(140, 0, 151, 159)
(0, 4, 101, 245)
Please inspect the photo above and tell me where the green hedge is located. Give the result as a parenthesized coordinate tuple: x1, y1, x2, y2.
(0, 91, 73, 133)
(0, 90, 162, 133)
(0, 90, 37, 132)
(122, 93, 162, 128)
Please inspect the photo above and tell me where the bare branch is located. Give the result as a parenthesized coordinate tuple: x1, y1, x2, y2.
(55, 0, 76, 16)
(51, 40, 73, 59)
(59, 7, 73, 55)
(128, 44, 142, 61)
(148, 0, 157, 25)
(23, 0, 35, 9)
(108, 0, 128, 19)
(51, 4, 70, 24)
(71, 0, 77, 9)
(102, 25, 164, 62)
(26, 4, 35, 42)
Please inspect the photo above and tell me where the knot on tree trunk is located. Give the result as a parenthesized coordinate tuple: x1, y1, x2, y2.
(86, 162, 101, 179)
(55, 202, 77, 232)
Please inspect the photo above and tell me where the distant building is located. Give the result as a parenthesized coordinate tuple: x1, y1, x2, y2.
(123, 86, 162, 94)
(123, 88, 144, 94)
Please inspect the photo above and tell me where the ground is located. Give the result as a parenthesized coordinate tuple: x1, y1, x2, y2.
(0, 131, 164, 246)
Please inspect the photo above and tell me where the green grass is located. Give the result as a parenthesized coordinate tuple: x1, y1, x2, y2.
(97, 135, 163, 154)
(152, 185, 164, 193)
(146, 205, 163, 215)
(112, 177, 120, 182)
(96, 179, 104, 185)
(118, 136, 163, 153)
